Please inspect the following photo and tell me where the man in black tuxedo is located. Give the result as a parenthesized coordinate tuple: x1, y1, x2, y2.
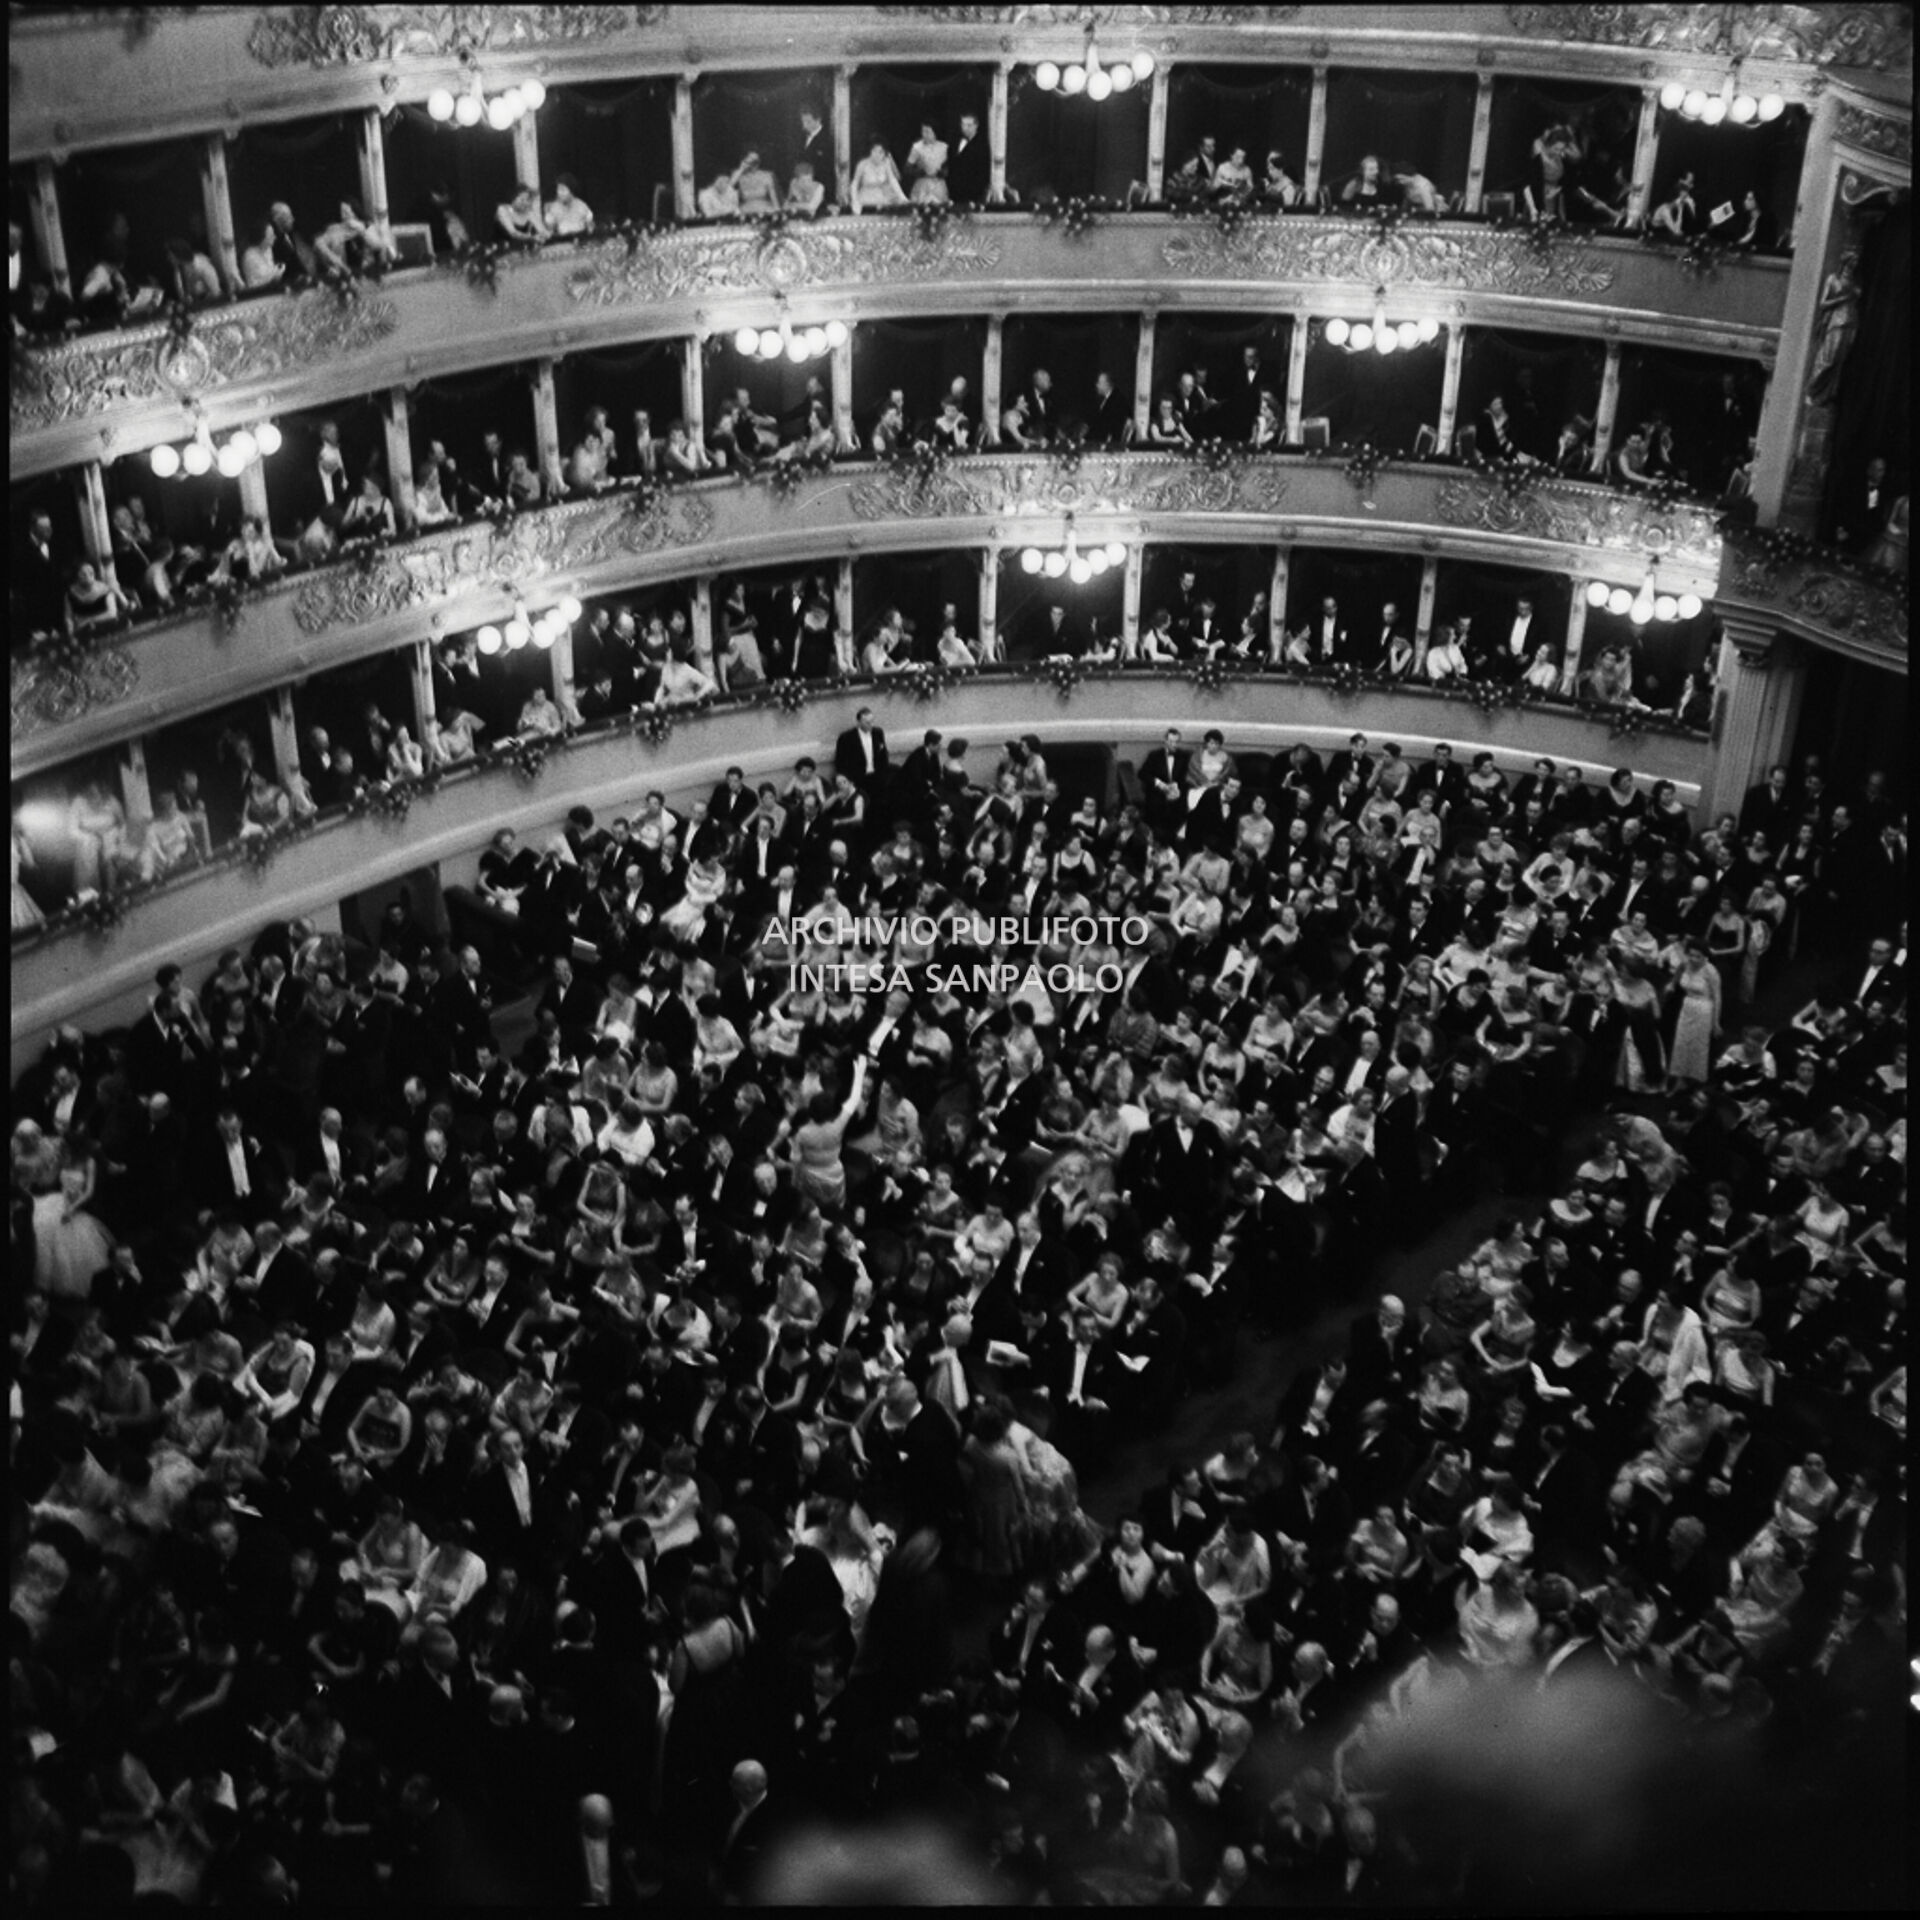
(1410, 741, 1468, 814)
(195, 1107, 285, 1222)
(1228, 343, 1275, 439)
(16, 509, 66, 636)
(833, 705, 890, 796)
(1121, 1093, 1227, 1233)
(1831, 453, 1892, 555)
(796, 107, 834, 201)
(1023, 367, 1057, 442)
(1085, 369, 1131, 447)
(1356, 603, 1405, 675)
(708, 765, 759, 838)
(1038, 1310, 1124, 1469)
(949, 111, 990, 203)
(895, 728, 946, 820)
(1139, 727, 1189, 835)
(1026, 602, 1082, 658)
(1849, 935, 1906, 1015)
(1300, 593, 1348, 666)
(1492, 595, 1541, 682)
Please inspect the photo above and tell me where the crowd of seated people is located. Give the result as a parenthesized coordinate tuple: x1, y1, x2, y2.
(9, 717, 1905, 1902)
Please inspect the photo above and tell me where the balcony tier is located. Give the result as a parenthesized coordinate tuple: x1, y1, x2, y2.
(10, 215, 1788, 480)
(9, 453, 1727, 773)
(9, 668, 1709, 1070)
(1715, 527, 1911, 673)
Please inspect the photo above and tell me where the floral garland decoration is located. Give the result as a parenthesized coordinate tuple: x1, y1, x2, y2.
(639, 707, 676, 747)
(1605, 706, 1647, 741)
(1187, 656, 1234, 694)
(1371, 204, 1406, 238)
(488, 496, 518, 538)
(912, 198, 961, 246)
(1036, 194, 1109, 240)
(1464, 678, 1526, 718)
(498, 734, 554, 782)
(163, 300, 198, 349)
(1520, 212, 1565, 258)
(882, 436, 953, 495)
(901, 663, 968, 703)
(767, 677, 812, 715)
(1044, 655, 1087, 699)
(1326, 661, 1372, 697)
(608, 216, 676, 258)
(1488, 455, 1536, 501)
(1344, 442, 1387, 491)
(77, 888, 127, 936)
(208, 573, 248, 634)
(457, 239, 513, 297)
(1193, 436, 1246, 475)
(1677, 231, 1724, 277)
(761, 445, 836, 497)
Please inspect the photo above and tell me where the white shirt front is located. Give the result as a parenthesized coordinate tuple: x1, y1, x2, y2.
(226, 1137, 251, 1197)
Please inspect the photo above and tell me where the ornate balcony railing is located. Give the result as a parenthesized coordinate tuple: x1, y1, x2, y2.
(10, 665, 1710, 1060)
(1715, 525, 1910, 671)
(10, 214, 1789, 479)
(9, 451, 1727, 772)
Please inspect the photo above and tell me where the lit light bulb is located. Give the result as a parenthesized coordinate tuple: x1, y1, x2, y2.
(1062, 64, 1087, 95)
(253, 420, 281, 456)
(1375, 327, 1397, 355)
(1630, 591, 1655, 624)
(1325, 317, 1350, 347)
(1587, 580, 1610, 608)
(182, 439, 213, 476)
(1682, 89, 1708, 118)
(1607, 587, 1633, 616)
(428, 88, 456, 122)
(487, 94, 517, 131)
(533, 619, 556, 649)
(1397, 321, 1420, 349)
(1660, 82, 1687, 111)
(477, 625, 503, 654)
(1110, 63, 1135, 92)
(804, 328, 829, 357)
(1729, 93, 1757, 123)
(1131, 51, 1155, 80)
(558, 595, 583, 623)
(1069, 556, 1093, 583)
(1021, 548, 1043, 574)
(520, 78, 546, 111)
(150, 443, 182, 479)
(1757, 94, 1784, 121)
(455, 88, 484, 127)
(1700, 96, 1727, 125)
(216, 442, 247, 478)
(1678, 592, 1704, 619)
(505, 617, 531, 649)
(1044, 552, 1068, 578)
(757, 331, 783, 360)
(1035, 61, 1060, 91)
(785, 332, 810, 364)
(1104, 541, 1126, 566)
(1417, 317, 1440, 343)
(1087, 68, 1112, 101)
(1350, 323, 1373, 351)
(734, 327, 759, 354)
(1654, 595, 1679, 622)
(502, 87, 526, 119)
(1087, 549, 1110, 574)
(227, 429, 257, 465)
(824, 320, 849, 348)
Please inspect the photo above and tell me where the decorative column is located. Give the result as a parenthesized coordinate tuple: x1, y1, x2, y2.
(356, 108, 391, 227)
(1145, 66, 1170, 200)
(672, 76, 697, 220)
(680, 334, 706, 438)
(989, 64, 1011, 204)
(382, 389, 417, 533)
(1415, 556, 1440, 664)
(269, 687, 303, 788)
(1628, 86, 1661, 229)
(121, 739, 155, 833)
(1592, 341, 1623, 477)
(1268, 547, 1290, 663)
(687, 577, 715, 678)
(1559, 589, 1589, 697)
(1303, 66, 1330, 204)
(1705, 616, 1806, 824)
(1283, 321, 1310, 444)
(830, 330, 856, 453)
(237, 462, 273, 539)
(30, 158, 70, 294)
(1133, 313, 1157, 441)
(549, 620, 579, 724)
(1121, 544, 1145, 660)
(834, 67, 855, 209)
(72, 463, 113, 572)
(1437, 325, 1466, 450)
(835, 558, 856, 674)
(1464, 74, 1495, 213)
(978, 548, 1000, 663)
(982, 313, 1005, 446)
(512, 109, 541, 198)
(532, 359, 563, 496)
(408, 638, 438, 748)
(200, 133, 240, 296)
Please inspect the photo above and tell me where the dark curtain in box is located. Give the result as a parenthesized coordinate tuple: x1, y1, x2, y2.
(1823, 196, 1910, 542)
(552, 342, 682, 451)
(13, 749, 129, 907)
(1006, 73, 1148, 203)
(291, 650, 419, 778)
(1791, 650, 1911, 797)
(1652, 107, 1807, 249)
(264, 398, 387, 533)
(1163, 64, 1313, 181)
(536, 78, 675, 229)
(692, 69, 833, 198)
(226, 114, 363, 252)
(105, 455, 239, 557)
(145, 696, 277, 849)
(1456, 328, 1606, 457)
(9, 168, 53, 283)
(1433, 558, 1570, 667)
(1302, 329, 1445, 451)
(706, 338, 831, 438)
(57, 137, 205, 287)
(406, 365, 537, 478)
(382, 108, 521, 251)
(1003, 312, 1140, 436)
(1152, 311, 1293, 420)
(995, 551, 1124, 661)
(1142, 543, 1274, 627)
(1483, 78, 1639, 207)
(851, 316, 987, 435)
(1616, 346, 1752, 492)
(852, 550, 980, 657)
(1284, 547, 1423, 634)
(1580, 602, 1712, 708)
(848, 66, 994, 178)
(1323, 70, 1477, 203)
